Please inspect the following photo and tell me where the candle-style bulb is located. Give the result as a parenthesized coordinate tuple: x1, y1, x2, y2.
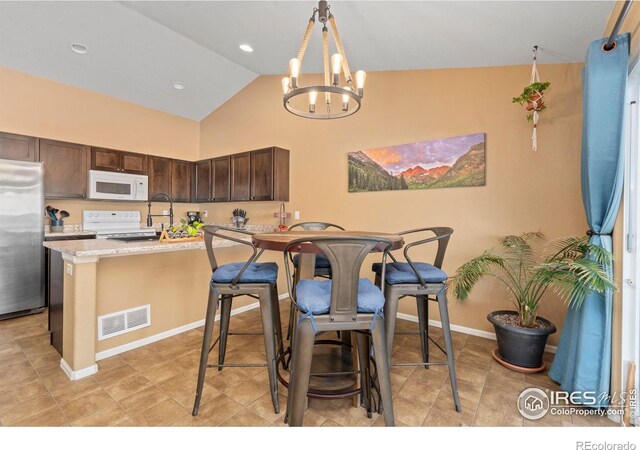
(331, 53, 342, 85)
(308, 90, 318, 113)
(289, 58, 300, 88)
(355, 70, 366, 97)
(342, 86, 350, 111)
(281, 77, 290, 95)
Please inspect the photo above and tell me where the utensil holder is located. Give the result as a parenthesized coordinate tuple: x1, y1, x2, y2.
(232, 216, 248, 229)
(51, 219, 64, 233)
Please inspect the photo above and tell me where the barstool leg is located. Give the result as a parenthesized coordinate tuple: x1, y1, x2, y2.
(288, 319, 316, 427)
(270, 284, 285, 363)
(437, 288, 461, 413)
(217, 295, 232, 371)
(258, 287, 280, 414)
(286, 268, 300, 340)
(193, 287, 219, 416)
(383, 285, 400, 364)
(370, 318, 395, 426)
(356, 332, 372, 418)
(416, 296, 429, 369)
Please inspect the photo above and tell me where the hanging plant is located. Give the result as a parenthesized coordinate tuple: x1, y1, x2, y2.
(512, 81, 551, 121)
(512, 46, 550, 151)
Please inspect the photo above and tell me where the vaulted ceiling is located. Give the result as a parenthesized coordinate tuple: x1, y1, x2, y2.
(0, 1, 614, 120)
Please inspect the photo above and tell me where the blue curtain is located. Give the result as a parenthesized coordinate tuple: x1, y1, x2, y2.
(549, 33, 629, 408)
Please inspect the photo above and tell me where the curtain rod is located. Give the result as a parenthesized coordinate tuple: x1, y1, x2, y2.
(604, 0, 634, 51)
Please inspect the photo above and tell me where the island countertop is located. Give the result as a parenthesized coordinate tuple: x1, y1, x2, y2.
(43, 224, 276, 258)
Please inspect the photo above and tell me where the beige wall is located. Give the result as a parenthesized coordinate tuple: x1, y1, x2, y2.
(200, 64, 587, 346)
(0, 67, 199, 159)
(0, 67, 202, 223)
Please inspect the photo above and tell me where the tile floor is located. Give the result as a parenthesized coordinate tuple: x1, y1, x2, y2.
(0, 304, 618, 427)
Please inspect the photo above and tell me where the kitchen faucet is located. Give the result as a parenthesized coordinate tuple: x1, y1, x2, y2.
(147, 192, 174, 228)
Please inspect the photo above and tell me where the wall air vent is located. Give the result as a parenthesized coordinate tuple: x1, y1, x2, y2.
(98, 305, 151, 340)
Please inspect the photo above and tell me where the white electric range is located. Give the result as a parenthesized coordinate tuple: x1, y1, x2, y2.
(82, 210, 157, 241)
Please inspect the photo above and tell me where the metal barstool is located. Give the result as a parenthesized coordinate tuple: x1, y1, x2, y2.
(192, 226, 284, 416)
(372, 227, 461, 413)
(285, 222, 345, 340)
(284, 236, 395, 426)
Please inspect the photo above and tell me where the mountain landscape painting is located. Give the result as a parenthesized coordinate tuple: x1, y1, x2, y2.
(348, 133, 486, 192)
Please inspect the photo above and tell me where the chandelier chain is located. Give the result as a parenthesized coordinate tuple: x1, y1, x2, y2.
(297, 17, 315, 63)
(328, 14, 353, 86)
(322, 25, 331, 108)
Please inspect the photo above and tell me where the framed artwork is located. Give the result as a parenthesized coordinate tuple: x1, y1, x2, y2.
(348, 132, 486, 192)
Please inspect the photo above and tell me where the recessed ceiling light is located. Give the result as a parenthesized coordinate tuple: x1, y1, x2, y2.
(70, 43, 88, 54)
(173, 81, 185, 90)
(239, 44, 253, 53)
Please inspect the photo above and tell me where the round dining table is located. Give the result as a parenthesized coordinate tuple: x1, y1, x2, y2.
(252, 229, 404, 280)
(252, 229, 404, 402)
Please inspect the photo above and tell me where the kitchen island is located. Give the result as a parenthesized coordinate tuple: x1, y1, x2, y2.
(44, 225, 281, 381)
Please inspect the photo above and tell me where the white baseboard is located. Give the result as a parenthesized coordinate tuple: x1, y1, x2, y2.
(60, 358, 98, 381)
(95, 294, 289, 362)
(395, 312, 558, 354)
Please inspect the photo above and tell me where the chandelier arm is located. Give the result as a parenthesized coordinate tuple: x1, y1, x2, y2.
(322, 25, 331, 106)
(297, 16, 316, 64)
(328, 14, 353, 86)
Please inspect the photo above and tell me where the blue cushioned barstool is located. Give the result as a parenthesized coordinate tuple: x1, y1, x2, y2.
(372, 227, 461, 413)
(285, 222, 345, 340)
(283, 236, 395, 427)
(192, 226, 284, 416)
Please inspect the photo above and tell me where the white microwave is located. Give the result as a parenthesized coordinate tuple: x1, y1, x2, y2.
(88, 170, 148, 201)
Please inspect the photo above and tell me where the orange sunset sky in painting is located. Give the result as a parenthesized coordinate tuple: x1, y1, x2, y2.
(362, 133, 485, 175)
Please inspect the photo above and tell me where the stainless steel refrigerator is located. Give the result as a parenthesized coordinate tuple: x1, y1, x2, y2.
(0, 159, 45, 318)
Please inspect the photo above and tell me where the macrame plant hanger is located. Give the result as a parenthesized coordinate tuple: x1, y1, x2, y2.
(530, 46, 542, 151)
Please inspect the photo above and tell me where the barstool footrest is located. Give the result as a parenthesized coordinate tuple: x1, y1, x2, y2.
(207, 363, 268, 368)
(394, 331, 448, 356)
(391, 361, 448, 367)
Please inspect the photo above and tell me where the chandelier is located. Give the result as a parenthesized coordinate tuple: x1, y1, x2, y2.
(282, 1, 366, 119)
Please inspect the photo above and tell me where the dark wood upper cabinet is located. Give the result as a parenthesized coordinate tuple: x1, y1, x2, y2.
(251, 147, 289, 202)
(148, 156, 172, 198)
(39, 139, 89, 199)
(193, 160, 212, 203)
(91, 147, 147, 174)
(91, 147, 121, 172)
(250, 148, 274, 201)
(0, 131, 37, 162)
(212, 156, 230, 202)
(121, 152, 147, 175)
(171, 160, 192, 203)
(230, 152, 251, 201)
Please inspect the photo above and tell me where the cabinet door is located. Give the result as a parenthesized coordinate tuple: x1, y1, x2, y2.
(91, 147, 122, 172)
(171, 160, 192, 203)
(272, 147, 290, 202)
(193, 160, 212, 202)
(230, 152, 251, 201)
(39, 139, 89, 199)
(250, 148, 274, 201)
(148, 156, 172, 198)
(121, 152, 147, 175)
(0, 131, 36, 162)
(212, 156, 230, 202)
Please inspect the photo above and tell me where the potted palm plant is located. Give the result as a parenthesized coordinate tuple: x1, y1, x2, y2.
(449, 232, 615, 371)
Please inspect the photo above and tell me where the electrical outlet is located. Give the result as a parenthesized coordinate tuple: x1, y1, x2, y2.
(202, 211, 208, 218)
(294, 211, 300, 220)
(66, 263, 73, 276)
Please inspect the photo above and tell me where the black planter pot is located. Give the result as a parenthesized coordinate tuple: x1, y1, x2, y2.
(487, 310, 557, 369)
